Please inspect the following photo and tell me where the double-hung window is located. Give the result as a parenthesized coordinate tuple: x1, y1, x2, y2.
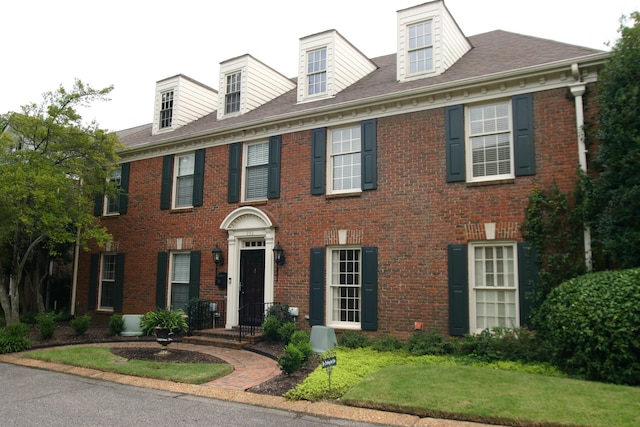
(329, 125, 361, 193)
(174, 153, 195, 208)
(469, 242, 518, 333)
(468, 101, 513, 181)
(307, 48, 327, 96)
(408, 20, 433, 74)
(328, 248, 361, 327)
(170, 252, 190, 310)
(160, 90, 174, 129)
(244, 142, 269, 201)
(225, 72, 241, 114)
(105, 166, 121, 215)
(99, 254, 116, 310)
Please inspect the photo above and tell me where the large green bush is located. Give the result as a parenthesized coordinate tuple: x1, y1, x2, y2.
(536, 268, 640, 385)
(0, 323, 32, 354)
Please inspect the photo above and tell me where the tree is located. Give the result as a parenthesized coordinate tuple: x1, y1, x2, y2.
(0, 80, 121, 324)
(589, 13, 640, 268)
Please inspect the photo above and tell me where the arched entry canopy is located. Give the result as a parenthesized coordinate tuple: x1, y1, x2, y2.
(220, 206, 279, 329)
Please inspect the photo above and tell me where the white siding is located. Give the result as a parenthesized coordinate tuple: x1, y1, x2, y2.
(297, 30, 376, 104)
(217, 55, 295, 120)
(152, 75, 218, 135)
(396, 0, 471, 82)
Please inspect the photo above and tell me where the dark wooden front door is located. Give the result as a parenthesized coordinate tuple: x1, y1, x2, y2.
(239, 249, 265, 325)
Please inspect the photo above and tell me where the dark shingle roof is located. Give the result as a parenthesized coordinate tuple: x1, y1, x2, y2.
(118, 30, 603, 148)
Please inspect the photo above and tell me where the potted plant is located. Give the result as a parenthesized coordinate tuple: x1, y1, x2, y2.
(140, 308, 188, 353)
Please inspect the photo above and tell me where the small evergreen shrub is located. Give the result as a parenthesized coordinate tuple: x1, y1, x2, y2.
(469, 327, 542, 363)
(70, 314, 91, 336)
(372, 335, 404, 352)
(406, 330, 453, 356)
(109, 314, 125, 336)
(0, 323, 32, 354)
(278, 343, 305, 374)
(536, 268, 640, 385)
(338, 331, 371, 349)
(278, 322, 297, 344)
(266, 303, 294, 324)
(261, 315, 282, 342)
(35, 312, 57, 340)
(290, 330, 313, 360)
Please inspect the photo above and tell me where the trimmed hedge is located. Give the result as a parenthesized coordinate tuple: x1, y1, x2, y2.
(536, 268, 640, 385)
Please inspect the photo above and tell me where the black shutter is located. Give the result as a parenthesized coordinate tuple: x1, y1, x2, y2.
(192, 149, 205, 207)
(311, 128, 326, 195)
(309, 248, 325, 326)
(267, 135, 281, 199)
(156, 252, 168, 309)
(361, 119, 377, 191)
(113, 253, 125, 312)
(88, 254, 99, 310)
(446, 105, 465, 182)
(119, 163, 130, 214)
(448, 244, 469, 336)
(518, 242, 539, 329)
(228, 143, 241, 203)
(160, 155, 173, 210)
(93, 194, 103, 216)
(361, 246, 378, 330)
(189, 251, 201, 301)
(513, 93, 536, 176)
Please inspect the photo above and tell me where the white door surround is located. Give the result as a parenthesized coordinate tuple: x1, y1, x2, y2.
(220, 206, 277, 328)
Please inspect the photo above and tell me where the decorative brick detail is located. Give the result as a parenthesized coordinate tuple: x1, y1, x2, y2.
(166, 237, 194, 250)
(324, 229, 364, 245)
(463, 222, 520, 241)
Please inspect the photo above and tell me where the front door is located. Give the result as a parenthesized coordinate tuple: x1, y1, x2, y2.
(239, 248, 265, 325)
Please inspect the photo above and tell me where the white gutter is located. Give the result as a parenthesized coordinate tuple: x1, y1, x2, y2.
(570, 64, 593, 272)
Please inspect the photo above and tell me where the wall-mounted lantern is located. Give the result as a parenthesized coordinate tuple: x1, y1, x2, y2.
(212, 244, 224, 275)
(273, 242, 285, 281)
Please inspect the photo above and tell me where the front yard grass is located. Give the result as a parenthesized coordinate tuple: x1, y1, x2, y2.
(287, 347, 640, 427)
(25, 347, 232, 384)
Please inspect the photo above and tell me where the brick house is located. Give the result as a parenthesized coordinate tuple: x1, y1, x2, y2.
(75, 0, 606, 338)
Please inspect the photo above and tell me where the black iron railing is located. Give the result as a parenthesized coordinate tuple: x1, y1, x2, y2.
(185, 297, 227, 335)
(238, 301, 278, 342)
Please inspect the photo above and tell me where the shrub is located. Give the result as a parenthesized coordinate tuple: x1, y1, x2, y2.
(35, 312, 57, 340)
(278, 343, 305, 374)
(140, 308, 188, 335)
(290, 330, 313, 360)
(338, 331, 371, 349)
(469, 327, 543, 363)
(266, 303, 293, 324)
(70, 314, 91, 336)
(405, 330, 453, 356)
(278, 322, 297, 344)
(261, 315, 282, 342)
(109, 314, 125, 336)
(0, 323, 32, 354)
(536, 268, 640, 385)
(372, 335, 404, 352)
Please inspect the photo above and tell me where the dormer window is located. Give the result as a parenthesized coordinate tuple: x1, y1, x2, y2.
(225, 72, 241, 114)
(307, 48, 327, 96)
(160, 90, 174, 129)
(408, 20, 433, 74)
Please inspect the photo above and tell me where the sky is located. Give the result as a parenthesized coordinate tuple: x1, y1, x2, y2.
(2, 0, 638, 132)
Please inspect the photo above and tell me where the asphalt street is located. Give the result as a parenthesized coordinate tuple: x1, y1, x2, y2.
(0, 363, 379, 427)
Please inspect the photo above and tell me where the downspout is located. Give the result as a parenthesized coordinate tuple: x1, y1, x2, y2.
(569, 63, 593, 272)
(70, 226, 81, 316)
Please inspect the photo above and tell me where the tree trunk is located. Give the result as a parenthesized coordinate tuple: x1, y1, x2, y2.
(0, 275, 21, 324)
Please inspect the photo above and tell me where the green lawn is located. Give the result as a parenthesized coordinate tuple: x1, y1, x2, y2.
(288, 348, 640, 427)
(25, 347, 233, 384)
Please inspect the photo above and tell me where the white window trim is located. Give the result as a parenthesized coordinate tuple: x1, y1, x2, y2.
(98, 253, 116, 311)
(465, 100, 514, 183)
(168, 252, 190, 310)
(306, 47, 328, 98)
(159, 90, 174, 130)
(326, 246, 362, 330)
(103, 166, 122, 216)
(172, 152, 195, 210)
(326, 124, 362, 195)
(468, 241, 520, 334)
(241, 141, 269, 202)
(224, 70, 242, 116)
(406, 20, 434, 76)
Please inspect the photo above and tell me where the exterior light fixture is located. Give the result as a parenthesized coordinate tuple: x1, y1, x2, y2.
(273, 242, 285, 280)
(212, 244, 224, 274)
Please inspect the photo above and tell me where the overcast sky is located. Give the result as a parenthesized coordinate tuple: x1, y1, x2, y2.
(2, 0, 638, 131)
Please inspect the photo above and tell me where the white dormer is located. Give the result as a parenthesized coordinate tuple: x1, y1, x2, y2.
(152, 75, 218, 135)
(397, 0, 471, 82)
(297, 30, 377, 104)
(217, 55, 296, 120)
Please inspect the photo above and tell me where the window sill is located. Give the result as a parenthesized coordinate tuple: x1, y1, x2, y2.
(325, 191, 362, 200)
(465, 178, 515, 188)
(240, 200, 268, 206)
(327, 323, 361, 331)
(170, 207, 194, 214)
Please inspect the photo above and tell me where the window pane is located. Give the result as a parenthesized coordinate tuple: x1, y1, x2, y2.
(330, 249, 361, 324)
(331, 126, 361, 191)
(100, 254, 116, 308)
(176, 175, 193, 206)
(171, 283, 189, 310)
(172, 253, 190, 282)
(246, 165, 268, 199)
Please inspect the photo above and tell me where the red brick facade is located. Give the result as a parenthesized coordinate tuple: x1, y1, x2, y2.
(76, 84, 596, 338)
